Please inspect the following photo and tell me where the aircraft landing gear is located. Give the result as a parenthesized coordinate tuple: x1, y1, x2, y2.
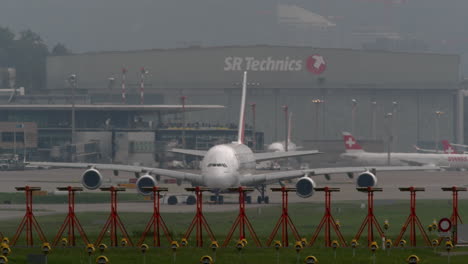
(256, 185, 269, 204)
(210, 194, 224, 204)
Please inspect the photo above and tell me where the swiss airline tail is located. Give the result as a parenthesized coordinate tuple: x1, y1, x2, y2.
(342, 132, 364, 152)
(442, 140, 458, 154)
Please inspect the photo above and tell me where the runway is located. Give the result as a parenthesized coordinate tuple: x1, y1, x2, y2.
(0, 168, 466, 220)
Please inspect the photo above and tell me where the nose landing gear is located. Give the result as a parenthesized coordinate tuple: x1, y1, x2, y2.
(210, 190, 225, 204)
(256, 185, 269, 204)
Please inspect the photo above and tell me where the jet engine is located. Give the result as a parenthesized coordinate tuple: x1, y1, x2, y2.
(295, 176, 317, 198)
(81, 168, 103, 190)
(136, 174, 158, 195)
(356, 171, 378, 187)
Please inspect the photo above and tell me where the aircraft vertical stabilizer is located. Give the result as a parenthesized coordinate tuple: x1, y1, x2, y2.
(342, 132, 364, 152)
(442, 140, 458, 154)
(237, 71, 247, 144)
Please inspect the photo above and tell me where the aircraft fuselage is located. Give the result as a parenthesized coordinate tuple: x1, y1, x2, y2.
(341, 152, 468, 168)
(200, 143, 255, 188)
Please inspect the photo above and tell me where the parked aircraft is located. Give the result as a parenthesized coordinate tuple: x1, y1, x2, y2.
(341, 132, 468, 168)
(414, 140, 458, 154)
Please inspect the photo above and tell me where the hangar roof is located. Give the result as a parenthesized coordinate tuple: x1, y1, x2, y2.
(0, 104, 224, 114)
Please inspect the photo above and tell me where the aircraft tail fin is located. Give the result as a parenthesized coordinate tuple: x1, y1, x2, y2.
(342, 132, 364, 152)
(442, 140, 458, 154)
(237, 71, 247, 144)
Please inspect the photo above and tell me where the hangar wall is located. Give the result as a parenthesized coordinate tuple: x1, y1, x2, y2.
(46, 46, 461, 151)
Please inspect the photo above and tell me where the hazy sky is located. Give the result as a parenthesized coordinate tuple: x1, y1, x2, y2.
(1, 0, 468, 74)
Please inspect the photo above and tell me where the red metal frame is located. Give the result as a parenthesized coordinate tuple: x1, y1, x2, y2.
(310, 187, 347, 247)
(138, 187, 173, 247)
(394, 187, 431, 247)
(354, 187, 385, 246)
(222, 187, 261, 247)
(11, 186, 48, 246)
(52, 186, 89, 247)
(183, 187, 216, 247)
(266, 187, 301, 247)
(442, 186, 466, 244)
(95, 186, 133, 247)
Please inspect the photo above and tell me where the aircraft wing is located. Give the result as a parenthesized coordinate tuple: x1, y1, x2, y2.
(169, 148, 207, 157)
(397, 159, 432, 166)
(253, 150, 321, 162)
(28, 162, 203, 183)
(240, 165, 439, 186)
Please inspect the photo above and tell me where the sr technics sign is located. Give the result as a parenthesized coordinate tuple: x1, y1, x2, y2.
(223, 55, 326, 74)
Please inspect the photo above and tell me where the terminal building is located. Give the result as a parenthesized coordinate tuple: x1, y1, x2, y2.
(0, 45, 463, 165)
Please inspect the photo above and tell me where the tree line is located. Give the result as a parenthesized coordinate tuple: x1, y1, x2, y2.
(0, 26, 70, 90)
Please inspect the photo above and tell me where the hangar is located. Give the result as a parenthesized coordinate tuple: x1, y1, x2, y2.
(44, 45, 462, 153)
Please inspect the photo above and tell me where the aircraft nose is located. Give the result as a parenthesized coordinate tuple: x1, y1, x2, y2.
(204, 167, 235, 188)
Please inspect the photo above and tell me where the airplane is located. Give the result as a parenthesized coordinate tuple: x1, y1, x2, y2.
(267, 112, 300, 152)
(413, 140, 457, 154)
(29, 73, 438, 204)
(341, 132, 468, 168)
(447, 142, 468, 150)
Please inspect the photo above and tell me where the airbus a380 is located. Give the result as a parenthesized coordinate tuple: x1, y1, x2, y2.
(29, 73, 438, 204)
(341, 132, 468, 168)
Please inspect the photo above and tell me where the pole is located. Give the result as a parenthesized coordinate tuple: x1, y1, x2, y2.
(138, 187, 172, 247)
(52, 186, 89, 247)
(436, 112, 439, 151)
(442, 187, 466, 244)
(70, 74, 76, 147)
(222, 187, 262, 247)
(315, 102, 320, 141)
(23, 124, 26, 161)
(392, 101, 398, 150)
(371, 101, 377, 140)
(250, 103, 256, 150)
(13, 123, 16, 156)
(266, 187, 301, 247)
(11, 186, 48, 246)
(282, 106, 288, 152)
(309, 187, 347, 247)
(181, 96, 187, 149)
(95, 186, 133, 247)
(121, 68, 127, 104)
(140, 67, 146, 105)
(393, 187, 431, 247)
(312, 99, 324, 141)
(351, 99, 357, 136)
(354, 187, 385, 246)
(182, 187, 216, 247)
(386, 113, 393, 166)
(435, 111, 444, 151)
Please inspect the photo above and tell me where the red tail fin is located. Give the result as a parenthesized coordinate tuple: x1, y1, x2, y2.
(342, 132, 363, 152)
(442, 140, 458, 154)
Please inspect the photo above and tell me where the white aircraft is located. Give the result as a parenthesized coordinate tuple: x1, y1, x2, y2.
(29, 73, 438, 204)
(414, 140, 458, 154)
(267, 112, 299, 152)
(341, 132, 468, 168)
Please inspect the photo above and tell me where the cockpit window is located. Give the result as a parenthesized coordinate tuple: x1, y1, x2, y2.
(207, 163, 227, 167)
